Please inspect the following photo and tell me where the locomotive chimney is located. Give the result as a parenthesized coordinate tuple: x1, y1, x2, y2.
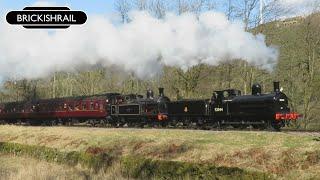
(273, 81, 280, 92)
(158, 87, 164, 97)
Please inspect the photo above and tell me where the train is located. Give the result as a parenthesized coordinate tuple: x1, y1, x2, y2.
(0, 81, 299, 131)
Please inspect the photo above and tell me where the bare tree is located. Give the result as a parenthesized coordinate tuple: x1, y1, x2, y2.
(189, 0, 207, 15)
(177, 0, 189, 15)
(135, 0, 149, 10)
(226, 0, 235, 20)
(300, 14, 320, 129)
(115, 0, 132, 23)
(149, 0, 167, 18)
(205, 0, 216, 11)
(176, 0, 215, 15)
(232, 0, 258, 30)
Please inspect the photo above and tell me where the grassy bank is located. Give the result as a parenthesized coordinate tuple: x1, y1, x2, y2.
(0, 154, 125, 180)
(0, 142, 268, 179)
(0, 125, 319, 179)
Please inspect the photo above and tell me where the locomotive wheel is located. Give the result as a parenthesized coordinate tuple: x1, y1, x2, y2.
(267, 121, 281, 131)
(27, 119, 41, 126)
(232, 124, 241, 129)
(88, 120, 97, 127)
(43, 119, 57, 126)
(63, 119, 74, 126)
(98, 119, 106, 127)
(161, 121, 168, 128)
(252, 124, 265, 130)
(271, 124, 281, 131)
(16, 120, 22, 125)
(51, 119, 58, 126)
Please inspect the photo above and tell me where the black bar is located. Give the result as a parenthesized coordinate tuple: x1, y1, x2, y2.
(6, 11, 87, 25)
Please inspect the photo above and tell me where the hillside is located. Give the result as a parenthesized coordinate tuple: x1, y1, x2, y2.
(252, 13, 320, 130)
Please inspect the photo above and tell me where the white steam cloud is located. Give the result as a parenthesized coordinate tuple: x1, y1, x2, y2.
(0, 11, 278, 79)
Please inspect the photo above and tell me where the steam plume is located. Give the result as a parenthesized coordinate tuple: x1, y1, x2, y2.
(0, 10, 278, 80)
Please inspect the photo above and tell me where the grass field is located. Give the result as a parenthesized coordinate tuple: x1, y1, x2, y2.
(0, 154, 129, 180)
(0, 125, 319, 179)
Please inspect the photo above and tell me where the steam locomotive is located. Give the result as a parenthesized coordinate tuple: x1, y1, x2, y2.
(0, 82, 299, 130)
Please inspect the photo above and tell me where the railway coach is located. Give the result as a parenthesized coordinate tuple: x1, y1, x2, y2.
(0, 93, 120, 125)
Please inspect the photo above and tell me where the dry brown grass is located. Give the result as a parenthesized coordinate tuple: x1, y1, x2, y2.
(0, 154, 130, 180)
(0, 125, 319, 179)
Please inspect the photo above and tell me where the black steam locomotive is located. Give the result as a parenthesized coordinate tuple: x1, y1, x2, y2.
(110, 82, 298, 130)
(0, 82, 298, 130)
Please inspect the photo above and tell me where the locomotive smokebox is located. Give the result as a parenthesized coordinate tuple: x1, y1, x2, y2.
(159, 87, 164, 97)
(273, 81, 280, 92)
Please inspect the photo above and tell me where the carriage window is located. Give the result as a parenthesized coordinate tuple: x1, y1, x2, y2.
(58, 104, 63, 111)
(82, 103, 87, 110)
(95, 102, 99, 110)
(99, 103, 104, 110)
(75, 102, 81, 111)
(68, 103, 74, 111)
(90, 102, 94, 110)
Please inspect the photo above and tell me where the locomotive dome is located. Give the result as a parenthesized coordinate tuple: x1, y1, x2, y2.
(252, 83, 262, 95)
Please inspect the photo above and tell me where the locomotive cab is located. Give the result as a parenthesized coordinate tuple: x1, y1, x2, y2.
(213, 89, 241, 103)
(211, 89, 241, 118)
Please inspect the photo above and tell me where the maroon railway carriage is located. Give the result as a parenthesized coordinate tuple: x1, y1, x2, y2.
(0, 93, 120, 125)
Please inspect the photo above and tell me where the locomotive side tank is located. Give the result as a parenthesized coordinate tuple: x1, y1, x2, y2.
(167, 99, 210, 127)
(212, 82, 299, 130)
(110, 88, 170, 127)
